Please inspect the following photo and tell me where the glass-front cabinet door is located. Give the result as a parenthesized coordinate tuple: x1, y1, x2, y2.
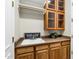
(46, 0, 56, 10)
(57, 12, 64, 30)
(47, 10, 56, 30)
(57, 0, 64, 12)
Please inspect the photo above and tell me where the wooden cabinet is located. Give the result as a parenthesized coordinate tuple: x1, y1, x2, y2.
(15, 40, 70, 59)
(36, 50, 48, 59)
(44, 0, 65, 30)
(61, 45, 70, 59)
(16, 52, 34, 59)
(50, 47, 61, 59)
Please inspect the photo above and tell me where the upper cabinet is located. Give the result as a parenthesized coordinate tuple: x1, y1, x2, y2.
(44, 0, 65, 30)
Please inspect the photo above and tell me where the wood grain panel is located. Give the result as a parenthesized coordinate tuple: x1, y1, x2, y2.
(50, 47, 61, 59)
(50, 42, 61, 48)
(61, 45, 70, 59)
(36, 50, 48, 59)
(62, 41, 70, 46)
(36, 45, 48, 51)
(16, 52, 34, 59)
(16, 47, 34, 55)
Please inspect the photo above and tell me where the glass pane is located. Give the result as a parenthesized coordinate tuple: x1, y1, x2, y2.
(58, 20, 64, 28)
(58, 14, 64, 19)
(48, 4, 55, 9)
(48, 0, 55, 9)
(58, 7, 64, 10)
(58, 2, 64, 6)
(48, 19, 55, 28)
(48, 12, 55, 18)
(58, 1, 64, 10)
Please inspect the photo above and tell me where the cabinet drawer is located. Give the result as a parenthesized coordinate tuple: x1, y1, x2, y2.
(50, 42, 61, 48)
(16, 47, 34, 55)
(62, 41, 70, 46)
(36, 45, 48, 51)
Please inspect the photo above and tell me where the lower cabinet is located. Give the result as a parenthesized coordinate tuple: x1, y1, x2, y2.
(50, 47, 61, 59)
(61, 45, 70, 59)
(36, 50, 48, 59)
(16, 52, 34, 59)
(15, 40, 70, 59)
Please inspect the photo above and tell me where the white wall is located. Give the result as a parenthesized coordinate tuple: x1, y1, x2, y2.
(19, 18, 48, 37)
(63, 0, 72, 36)
(19, 8, 48, 37)
(5, 0, 14, 59)
(14, 0, 20, 41)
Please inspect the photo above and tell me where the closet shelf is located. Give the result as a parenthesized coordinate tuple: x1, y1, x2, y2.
(19, 3, 45, 12)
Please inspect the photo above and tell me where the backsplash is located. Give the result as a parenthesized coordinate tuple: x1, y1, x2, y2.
(48, 30, 64, 35)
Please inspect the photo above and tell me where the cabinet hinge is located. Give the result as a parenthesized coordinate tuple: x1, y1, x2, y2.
(12, 37, 14, 43)
(12, 1, 14, 7)
(71, 35, 73, 38)
(71, 18, 73, 22)
(72, 2, 73, 6)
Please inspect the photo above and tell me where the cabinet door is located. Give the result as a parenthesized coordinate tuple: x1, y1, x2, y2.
(57, 0, 64, 12)
(46, 0, 56, 10)
(50, 47, 61, 59)
(36, 50, 48, 59)
(57, 12, 64, 30)
(61, 45, 70, 59)
(46, 10, 56, 30)
(16, 52, 34, 59)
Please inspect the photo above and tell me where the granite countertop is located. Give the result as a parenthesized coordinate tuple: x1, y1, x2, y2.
(15, 36, 71, 48)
